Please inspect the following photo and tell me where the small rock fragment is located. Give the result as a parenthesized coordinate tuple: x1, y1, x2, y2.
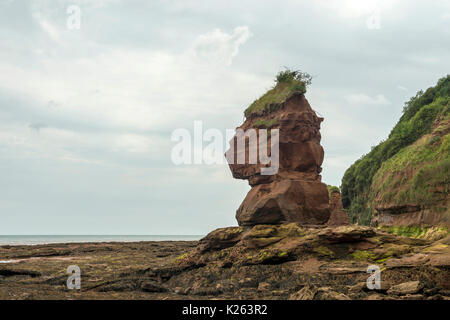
(141, 281, 167, 293)
(257, 282, 271, 292)
(387, 281, 423, 295)
(289, 285, 317, 300)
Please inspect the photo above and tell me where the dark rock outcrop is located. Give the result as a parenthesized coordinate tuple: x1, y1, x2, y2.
(170, 224, 450, 300)
(226, 93, 330, 226)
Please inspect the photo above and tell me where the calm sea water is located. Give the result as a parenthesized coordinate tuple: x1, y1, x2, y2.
(0, 235, 203, 246)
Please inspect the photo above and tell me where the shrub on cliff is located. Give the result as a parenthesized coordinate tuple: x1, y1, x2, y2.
(370, 113, 449, 209)
(244, 69, 312, 118)
(276, 69, 312, 86)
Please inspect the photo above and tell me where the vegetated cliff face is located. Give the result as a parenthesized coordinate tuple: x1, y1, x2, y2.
(226, 70, 331, 226)
(341, 75, 450, 228)
(371, 111, 449, 228)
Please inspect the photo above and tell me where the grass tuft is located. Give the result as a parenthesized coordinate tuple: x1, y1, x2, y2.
(244, 69, 312, 118)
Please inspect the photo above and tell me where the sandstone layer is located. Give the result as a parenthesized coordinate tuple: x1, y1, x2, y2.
(168, 224, 450, 300)
(2, 227, 449, 300)
(327, 189, 351, 227)
(227, 93, 330, 226)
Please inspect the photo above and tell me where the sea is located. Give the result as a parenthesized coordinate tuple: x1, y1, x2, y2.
(0, 235, 204, 246)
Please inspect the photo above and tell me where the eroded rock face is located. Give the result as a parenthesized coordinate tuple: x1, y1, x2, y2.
(173, 225, 449, 300)
(327, 190, 351, 227)
(237, 180, 330, 226)
(226, 93, 330, 226)
(370, 115, 450, 228)
(76, 224, 449, 300)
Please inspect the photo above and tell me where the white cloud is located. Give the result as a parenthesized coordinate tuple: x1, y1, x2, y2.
(314, 0, 398, 18)
(344, 93, 390, 105)
(0, 121, 170, 167)
(113, 134, 156, 154)
(0, 19, 259, 171)
(190, 26, 252, 66)
(32, 0, 119, 10)
(31, 11, 61, 43)
(0, 25, 257, 132)
(2, 0, 450, 233)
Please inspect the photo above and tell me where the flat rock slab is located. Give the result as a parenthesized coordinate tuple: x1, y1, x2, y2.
(387, 281, 423, 295)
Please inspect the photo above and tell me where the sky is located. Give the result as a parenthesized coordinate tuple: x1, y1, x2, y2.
(0, 0, 449, 235)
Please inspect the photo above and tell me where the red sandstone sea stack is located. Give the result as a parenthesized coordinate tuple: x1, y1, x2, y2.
(226, 74, 332, 226)
(327, 189, 351, 226)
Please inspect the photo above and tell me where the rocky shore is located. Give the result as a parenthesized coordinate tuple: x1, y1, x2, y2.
(2, 72, 447, 301)
(0, 226, 448, 300)
(0, 240, 196, 299)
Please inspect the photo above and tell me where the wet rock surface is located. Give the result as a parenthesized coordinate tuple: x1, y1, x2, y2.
(0, 227, 449, 300)
(387, 281, 423, 296)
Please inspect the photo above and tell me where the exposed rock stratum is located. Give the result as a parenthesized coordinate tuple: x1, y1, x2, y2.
(327, 189, 351, 227)
(226, 93, 331, 226)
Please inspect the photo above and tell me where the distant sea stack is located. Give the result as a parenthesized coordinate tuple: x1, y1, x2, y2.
(327, 186, 351, 227)
(226, 70, 331, 226)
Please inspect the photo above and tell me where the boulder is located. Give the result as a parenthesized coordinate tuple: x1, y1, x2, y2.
(196, 226, 244, 253)
(315, 287, 351, 300)
(387, 281, 423, 295)
(347, 282, 367, 293)
(289, 285, 317, 300)
(236, 180, 330, 226)
(141, 281, 168, 293)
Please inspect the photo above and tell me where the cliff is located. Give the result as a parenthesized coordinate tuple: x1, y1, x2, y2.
(341, 75, 450, 230)
(371, 109, 449, 229)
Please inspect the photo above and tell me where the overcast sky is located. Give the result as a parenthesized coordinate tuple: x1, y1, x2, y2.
(1, 0, 449, 235)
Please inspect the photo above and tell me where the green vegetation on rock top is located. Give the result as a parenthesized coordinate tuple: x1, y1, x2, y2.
(341, 75, 450, 225)
(244, 69, 312, 118)
(253, 118, 279, 128)
(327, 185, 340, 196)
